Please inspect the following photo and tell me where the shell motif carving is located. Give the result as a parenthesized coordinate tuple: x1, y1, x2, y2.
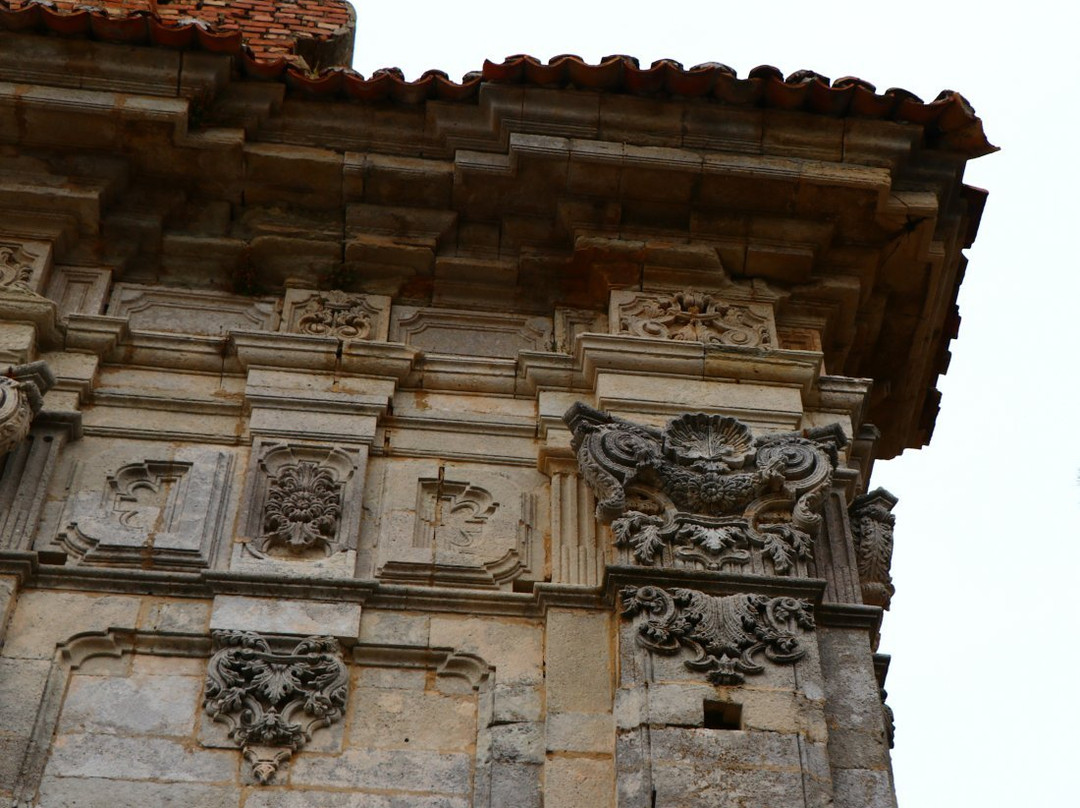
(564, 403, 844, 576)
(621, 585, 815, 685)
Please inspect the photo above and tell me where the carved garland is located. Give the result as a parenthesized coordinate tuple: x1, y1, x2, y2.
(203, 631, 348, 784)
(564, 403, 843, 576)
(621, 585, 815, 685)
(296, 290, 374, 339)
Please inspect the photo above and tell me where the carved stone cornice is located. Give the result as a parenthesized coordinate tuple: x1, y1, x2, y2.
(565, 403, 845, 577)
(203, 630, 348, 784)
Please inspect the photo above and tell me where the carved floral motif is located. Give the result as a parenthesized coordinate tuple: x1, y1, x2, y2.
(0, 361, 53, 456)
(849, 488, 897, 609)
(258, 461, 344, 556)
(0, 245, 34, 291)
(204, 631, 348, 784)
(617, 290, 773, 347)
(621, 585, 815, 684)
(565, 403, 843, 575)
(296, 290, 376, 339)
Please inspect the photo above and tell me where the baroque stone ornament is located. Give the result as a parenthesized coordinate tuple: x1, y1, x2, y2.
(296, 290, 376, 339)
(257, 461, 344, 556)
(565, 403, 843, 575)
(204, 631, 348, 784)
(0, 361, 54, 456)
(849, 487, 898, 609)
(621, 585, 815, 684)
(0, 244, 34, 291)
(617, 289, 773, 347)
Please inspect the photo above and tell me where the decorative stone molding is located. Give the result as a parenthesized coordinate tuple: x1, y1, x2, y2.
(45, 265, 113, 317)
(849, 487, 898, 609)
(621, 585, 815, 685)
(611, 289, 776, 347)
(414, 478, 498, 551)
(565, 403, 843, 576)
(106, 283, 278, 334)
(57, 449, 234, 569)
(203, 630, 348, 784)
(244, 443, 362, 562)
(281, 288, 391, 341)
(0, 361, 55, 456)
(390, 305, 553, 358)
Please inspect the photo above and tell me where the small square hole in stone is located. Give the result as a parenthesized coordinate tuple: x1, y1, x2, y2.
(703, 699, 742, 730)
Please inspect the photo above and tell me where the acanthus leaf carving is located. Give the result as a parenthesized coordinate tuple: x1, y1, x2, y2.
(258, 461, 344, 556)
(0, 244, 35, 292)
(203, 631, 348, 784)
(565, 402, 844, 576)
(849, 487, 898, 609)
(620, 585, 815, 685)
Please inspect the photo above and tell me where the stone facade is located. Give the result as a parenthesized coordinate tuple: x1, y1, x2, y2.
(0, 4, 992, 807)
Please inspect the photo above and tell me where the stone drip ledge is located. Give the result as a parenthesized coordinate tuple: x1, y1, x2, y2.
(1, 551, 879, 632)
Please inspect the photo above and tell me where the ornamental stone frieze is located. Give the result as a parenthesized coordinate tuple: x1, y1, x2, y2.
(849, 487, 898, 609)
(610, 289, 777, 348)
(281, 288, 392, 341)
(621, 585, 815, 685)
(564, 403, 844, 576)
(203, 630, 348, 784)
(0, 361, 55, 456)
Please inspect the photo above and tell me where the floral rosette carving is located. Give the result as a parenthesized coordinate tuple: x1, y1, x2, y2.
(621, 585, 815, 684)
(257, 461, 343, 557)
(565, 403, 843, 576)
(204, 631, 348, 784)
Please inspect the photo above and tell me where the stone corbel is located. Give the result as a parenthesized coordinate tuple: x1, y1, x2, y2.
(849, 487, 898, 609)
(0, 361, 55, 456)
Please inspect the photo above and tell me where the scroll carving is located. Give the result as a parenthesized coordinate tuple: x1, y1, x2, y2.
(849, 488, 897, 609)
(621, 585, 814, 685)
(565, 403, 843, 576)
(0, 361, 54, 455)
(296, 290, 377, 339)
(615, 290, 774, 347)
(204, 631, 348, 784)
(0, 244, 34, 291)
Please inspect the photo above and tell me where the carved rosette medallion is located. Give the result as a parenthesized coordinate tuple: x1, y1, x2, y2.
(617, 290, 774, 347)
(564, 403, 843, 576)
(257, 461, 344, 557)
(204, 631, 348, 784)
(296, 290, 376, 339)
(849, 487, 898, 609)
(621, 586, 815, 684)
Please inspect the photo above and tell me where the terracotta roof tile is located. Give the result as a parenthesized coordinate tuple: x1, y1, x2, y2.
(0, 1, 996, 157)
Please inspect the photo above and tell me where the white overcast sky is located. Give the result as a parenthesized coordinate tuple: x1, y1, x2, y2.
(351, 3, 1080, 804)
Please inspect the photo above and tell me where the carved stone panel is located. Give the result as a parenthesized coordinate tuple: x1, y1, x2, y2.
(106, 283, 278, 334)
(204, 630, 348, 784)
(565, 403, 844, 577)
(0, 241, 51, 294)
(610, 289, 777, 348)
(281, 288, 391, 341)
(849, 487, 898, 609)
(45, 265, 113, 317)
(621, 585, 815, 685)
(365, 458, 544, 589)
(238, 441, 365, 570)
(390, 305, 553, 358)
(56, 447, 234, 570)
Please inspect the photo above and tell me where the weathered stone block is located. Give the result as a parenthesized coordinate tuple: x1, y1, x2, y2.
(290, 747, 472, 793)
(43, 734, 236, 782)
(546, 609, 612, 712)
(36, 776, 241, 808)
(2, 592, 140, 659)
(545, 757, 615, 808)
(546, 712, 614, 753)
(208, 595, 361, 639)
